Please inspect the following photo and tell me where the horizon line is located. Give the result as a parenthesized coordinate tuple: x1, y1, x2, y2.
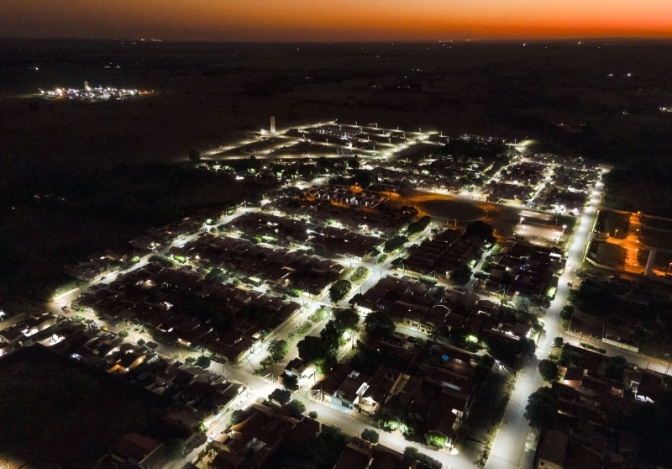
(2, 36, 672, 44)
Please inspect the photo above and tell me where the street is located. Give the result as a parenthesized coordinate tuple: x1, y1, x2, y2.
(487, 178, 603, 469)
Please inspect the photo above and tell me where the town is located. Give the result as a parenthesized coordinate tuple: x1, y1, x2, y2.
(37, 82, 153, 102)
(1, 119, 671, 469)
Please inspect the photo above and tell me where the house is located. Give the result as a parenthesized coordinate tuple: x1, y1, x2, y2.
(284, 357, 316, 380)
(332, 439, 403, 469)
(331, 370, 369, 412)
(111, 432, 160, 466)
(360, 365, 403, 413)
(535, 430, 568, 469)
(311, 364, 351, 404)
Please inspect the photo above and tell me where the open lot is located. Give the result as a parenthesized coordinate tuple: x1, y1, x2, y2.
(0, 346, 170, 467)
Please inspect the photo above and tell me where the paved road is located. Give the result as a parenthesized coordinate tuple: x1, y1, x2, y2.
(486, 178, 603, 469)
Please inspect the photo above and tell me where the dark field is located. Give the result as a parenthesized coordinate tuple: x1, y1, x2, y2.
(2, 38, 672, 298)
(0, 346, 170, 467)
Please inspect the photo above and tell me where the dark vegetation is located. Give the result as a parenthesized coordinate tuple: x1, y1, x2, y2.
(0, 161, 268, 300)
(0, 346, 170, 467)
(524, 387, 558, 430)
(264, 425, 347, 469)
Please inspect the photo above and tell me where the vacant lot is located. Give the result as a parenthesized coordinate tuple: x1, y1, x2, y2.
(0, 346, 170, 467)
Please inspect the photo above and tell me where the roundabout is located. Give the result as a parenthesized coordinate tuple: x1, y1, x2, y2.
(401, 193, 502, 225)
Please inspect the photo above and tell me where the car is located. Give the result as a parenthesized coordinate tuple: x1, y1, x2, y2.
(567, 282, 573, 287)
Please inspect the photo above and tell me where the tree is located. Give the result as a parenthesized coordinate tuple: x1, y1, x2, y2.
(406, 216, 432, 236)
(538, 359, 559, 382)
(464, 220, 496, 243)
(297, 336, 325, 363)
(524, 387, 558, 429)
(402, 447, 442, 469)
(320, 321, 341, 354)
(480, 354, 496, 369)
(517, 297, 531, 313)
(552, 337, 564, 348)
(163, 439, 186, 460)
(309, 411, 318, 419)
(196, 355, 211, 369)
(205, 268, 227, 284)
(334, 308, 359, 332)
(425, 430, 448, 448)
(268, 339, 289, 362)
(384, 236, 408, 253)
(559, 343, 582, 366)
(364, 312, 395, 339)
(118, 329, 129, 339)
(286, 399, 306, 415)
(282, 373, 299, 391)
(329, 280, 352, 304)
(604, 355, 627, 381)
(361, 429, 380, 444)
(268, 388, 291, 406)
(560, 305, 574, 320)
(188, 150, 201, 161)
(229, 409, 245, 426)
(450, 264, 472, 285)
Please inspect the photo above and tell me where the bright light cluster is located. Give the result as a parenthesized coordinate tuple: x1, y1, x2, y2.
(39, 85, 152, 101)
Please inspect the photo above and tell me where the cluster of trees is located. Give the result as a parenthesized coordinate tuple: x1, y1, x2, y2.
(349, 266, 369, 283)
(329, 280, 352, 304)
(297, 309, 359, 365)
(425, 430, 448, 448)
(406, 216, 431, 236)
(384, 236, 408, 253)
(268, 339, 290, 362)
(205, 267, 228, 284)
(402, 446, 443, 469)
(281, 373, 299, 391)
(364, 312, 395, 339)
(374, 413, 416, 437)
(560, 304, 574, 321)
(525, 387, 558, 429)
(361, 429, 379, 444)
(450, 264, 473, 285)
(559, 343, 582, 367)
(464, 220, 496, 244)
(268, 388, 292, 406)
(267, 390, 307, 416)
(185, 355, 211, 369)
(538, 359, 559, 382)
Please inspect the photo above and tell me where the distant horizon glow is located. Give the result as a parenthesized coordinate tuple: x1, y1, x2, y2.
(2, 0, 672, 42)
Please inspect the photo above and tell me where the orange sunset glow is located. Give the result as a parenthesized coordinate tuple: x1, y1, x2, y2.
(2, 0, 672, 41)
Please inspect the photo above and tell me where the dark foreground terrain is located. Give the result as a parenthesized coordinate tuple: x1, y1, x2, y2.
(0, 346, 171, 467)
(1, 39, 672, 298)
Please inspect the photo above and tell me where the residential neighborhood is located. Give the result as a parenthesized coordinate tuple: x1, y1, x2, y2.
(1, 120, 671, 469)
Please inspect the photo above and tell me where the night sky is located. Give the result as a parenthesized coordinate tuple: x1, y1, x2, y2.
(2, 0, 672, 41)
